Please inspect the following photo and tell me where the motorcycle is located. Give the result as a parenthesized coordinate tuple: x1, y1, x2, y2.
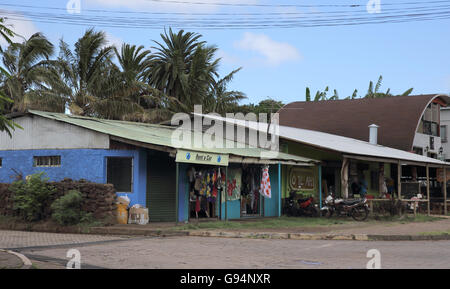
(321, 194, 369, 221)
(284, 192, 319, 217)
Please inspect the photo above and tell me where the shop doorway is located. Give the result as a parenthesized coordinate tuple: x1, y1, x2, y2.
(240, 165, 263, 217)
(186, 164, 223, 220)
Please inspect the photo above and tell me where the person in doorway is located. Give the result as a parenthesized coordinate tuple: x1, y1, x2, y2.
(359, 174, 368, 199)
(350, 176, 360, 198)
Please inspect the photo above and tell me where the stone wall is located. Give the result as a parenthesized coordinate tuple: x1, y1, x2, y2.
(0, 179, 117, 223)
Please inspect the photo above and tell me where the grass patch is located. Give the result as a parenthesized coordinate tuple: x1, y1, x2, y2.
(369, 214, 442, 224)
(173, 214, 444, 231)
(419, 230, 450, 236)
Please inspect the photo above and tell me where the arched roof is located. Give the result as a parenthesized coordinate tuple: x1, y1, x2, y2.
(278, 94, 450, 151)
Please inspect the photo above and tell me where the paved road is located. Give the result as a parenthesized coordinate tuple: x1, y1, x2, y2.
(1, 230, 449, 269)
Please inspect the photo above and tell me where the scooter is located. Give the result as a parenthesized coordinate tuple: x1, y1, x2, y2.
(321, 194, 369, 221)
(284, 191, 319, 217)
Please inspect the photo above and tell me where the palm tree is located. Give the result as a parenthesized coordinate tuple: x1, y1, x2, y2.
(57, 28, 114, 115)
(0, 17, 20, 137)
(204, 67, 246, 115)
(94, 43, 174, 123)
(1, 32, 66, 113)
(147, 28, 219, 112)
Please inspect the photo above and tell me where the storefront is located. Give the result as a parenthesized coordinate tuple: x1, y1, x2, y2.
(175, 149, 318, 222)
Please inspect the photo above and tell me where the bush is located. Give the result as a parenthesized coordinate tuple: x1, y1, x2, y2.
(10, 172, 56, 222)
(51, 190, 90, 226)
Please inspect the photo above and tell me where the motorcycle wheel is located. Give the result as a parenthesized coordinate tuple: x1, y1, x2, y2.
(322, 209, 333, 218)
(308, 207, 319, 217)
(351, 206, 369, 221)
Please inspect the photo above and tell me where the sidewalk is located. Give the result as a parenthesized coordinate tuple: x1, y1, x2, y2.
(88, 216, 450, 241)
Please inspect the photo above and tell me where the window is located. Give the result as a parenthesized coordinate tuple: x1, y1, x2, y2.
(0, 158, 2, 168)
(107, 157, 133, 193)
(441, 125, 447, 143)
(413, 147, 423, 155)
(33, 156, 61, 167)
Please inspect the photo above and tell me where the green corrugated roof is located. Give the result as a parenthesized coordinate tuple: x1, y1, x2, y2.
(28, 110, 319, 165)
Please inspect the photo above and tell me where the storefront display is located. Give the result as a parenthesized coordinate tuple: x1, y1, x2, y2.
(241, 166, 262, 216)
(187, 166, 223, 219)
(185, 163, 274, 219)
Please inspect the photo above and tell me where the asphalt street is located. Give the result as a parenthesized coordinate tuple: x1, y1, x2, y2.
(1, 230, 449, 269)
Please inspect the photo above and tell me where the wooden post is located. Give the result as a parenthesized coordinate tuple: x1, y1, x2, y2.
(175, 162, 179, 224)
(397, 162, 402, 216)
(341, 157, 349, 199)
(225, 166, 228, 221)
(444, 166, 447, 216)
(379, 163, 384, 196)
(397, 162, 401, 200)
(426, 165, 430, 216)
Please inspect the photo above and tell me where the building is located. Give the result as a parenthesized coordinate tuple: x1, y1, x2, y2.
(279, 94, 450, 159)
(199, 113, 450, 215)
(0, 110, 319, 222)
(439, 107, 450, 161)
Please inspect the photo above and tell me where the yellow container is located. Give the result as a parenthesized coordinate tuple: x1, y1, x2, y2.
(116, 204, 128, 224)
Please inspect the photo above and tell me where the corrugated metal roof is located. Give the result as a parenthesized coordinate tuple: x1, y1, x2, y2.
(27, 110, 318, 165)
(197, 113, 450, 166)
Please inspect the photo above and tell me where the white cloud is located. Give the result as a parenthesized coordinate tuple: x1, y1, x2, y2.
(85, 0, 257, 12)
(234, 32, 301, 66)
(0, 15, 39, 47)
(105, 32, 124, 49)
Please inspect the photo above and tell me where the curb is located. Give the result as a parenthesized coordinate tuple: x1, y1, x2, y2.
(187, 231, 450, 241)
(187, 231, 370, 241)
(88, 227, 189, 237)
(0, 249, 33, 269)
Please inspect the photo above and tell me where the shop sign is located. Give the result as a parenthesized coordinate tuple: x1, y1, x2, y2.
(289, 167, 315, 191)
(176, 149, 229, 166)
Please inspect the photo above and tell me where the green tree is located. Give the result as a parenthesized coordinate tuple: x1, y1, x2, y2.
(306, 86, 334, 101)
(0, 17, 21, 137)
(147, 28, 219, 113)
(238, 98, 284, 115)
(204, 67, 246, 115)
(57, 28, 114, 115)
(1, 32, 66, 113)
(364, 75, 413, 98)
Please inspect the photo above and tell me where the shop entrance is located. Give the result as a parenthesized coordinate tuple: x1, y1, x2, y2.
(240, 165, 263, 217)
(186, 164, 223, 220)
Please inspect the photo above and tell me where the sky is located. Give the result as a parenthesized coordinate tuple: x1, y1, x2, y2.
(1, 0, 450, 105)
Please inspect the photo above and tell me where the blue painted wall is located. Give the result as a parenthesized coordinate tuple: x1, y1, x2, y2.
(178, 163, 189, 222)
(264, 165, 280, 217)
(220, 199, 241, 220)
(0, 149, 147, 207)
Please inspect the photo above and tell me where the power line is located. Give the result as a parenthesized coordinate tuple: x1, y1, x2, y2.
(1, 1, 450, 16)
(1, 2, 450, 30)
(143, 0, 450, 8)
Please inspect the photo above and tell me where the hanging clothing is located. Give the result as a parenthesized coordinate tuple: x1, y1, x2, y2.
(260, 165, 272, 199)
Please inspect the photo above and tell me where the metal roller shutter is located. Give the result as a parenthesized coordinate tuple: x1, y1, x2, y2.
(146, 152, 176, 222)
